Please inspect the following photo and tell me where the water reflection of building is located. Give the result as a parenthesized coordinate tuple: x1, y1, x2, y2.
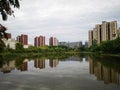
(19, 59, 28, 71)
(0, 60, 15, 73)
(34, 59, 45, 69)
(49, 59, 59, 68)
(89, 57, 120, 84)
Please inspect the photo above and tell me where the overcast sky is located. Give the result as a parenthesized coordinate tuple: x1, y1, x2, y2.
(1, 0, 120, 45)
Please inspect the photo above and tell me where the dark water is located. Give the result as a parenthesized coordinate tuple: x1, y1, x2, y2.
(0, 54, 120, 90)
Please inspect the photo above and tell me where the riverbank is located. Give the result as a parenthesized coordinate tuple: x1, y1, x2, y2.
(1, 51, 120, 60)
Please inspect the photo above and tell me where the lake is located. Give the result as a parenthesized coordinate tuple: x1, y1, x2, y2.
(0, 54, 120, 90)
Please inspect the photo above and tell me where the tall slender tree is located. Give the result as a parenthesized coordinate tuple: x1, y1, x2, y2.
(0, 0, 20, 51)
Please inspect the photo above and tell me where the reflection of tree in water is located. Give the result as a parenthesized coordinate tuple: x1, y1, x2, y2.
(0, 24, 8, 53)
(0, 55, 15, 73)
(89, 55, 120, 85)
(15, 58, 28, 71)
(0, 55, 4, 67)
(61, 55, 89, 62)
(0, 56, 29, 73)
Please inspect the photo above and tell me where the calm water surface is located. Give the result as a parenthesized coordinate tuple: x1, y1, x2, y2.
(0, 55, 120, 90)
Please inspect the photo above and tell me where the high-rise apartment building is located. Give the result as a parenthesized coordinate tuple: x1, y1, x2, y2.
(21, 34, 28, 45)
(88, 30, 93, 47)
(34, 36, 39, 47)
(102, 21, 117, 41)
(34, 36, 45, 47)
(116, 28, 120, 37)
(16, 36, 21, 43)
(49, 37, 53, 46)
(38, 36, 45, 46)
(88, 21, 118, 47)
(49, 37, 58, 46)
(110, 21, 117, 40)
(16, 34, 28, 48)
(96, 24, 102, 44)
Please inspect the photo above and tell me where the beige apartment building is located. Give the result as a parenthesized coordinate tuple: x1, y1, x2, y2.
(95, 24, 102, 44)
(102, 21, 117, 41)
(88, 21, 118, 47)
(88, 30, 93, 47)
(116, 28, 120, 37)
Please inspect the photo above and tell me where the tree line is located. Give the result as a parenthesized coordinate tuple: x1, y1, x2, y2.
(2, 42, 75, 54)
(89, 37, 120, 54)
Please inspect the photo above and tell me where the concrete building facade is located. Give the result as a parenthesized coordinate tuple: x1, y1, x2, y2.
(88, 21, 118, 47)
(49, 37, 58, 46)
(34, 36, 45, 47)
(34, 36, 39, 47)
(3, 33, 16, 49)
(4, 38, 16, 49)
(59, 41, 83, 48)
(16, 34, 28, 48)
(88, 30, 93, 47)
(116, 28, 120, 37)
(102, 21, 117, 41)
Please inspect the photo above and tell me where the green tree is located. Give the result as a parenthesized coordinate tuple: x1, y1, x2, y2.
(99, 38, 120, 53)
(0, 0, 20, 52)
(89, 39, 99, 52)
(15, 43, 24, 52)
(78, 46, 85, 52)
(0, 40, 5, 53)
(0, 0, 20, 21)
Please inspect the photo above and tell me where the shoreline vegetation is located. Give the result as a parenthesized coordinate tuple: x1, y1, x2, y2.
(0, 43, 89, 59)
(1, 51, 120, 60)
(88, 37, 120, 56)
(1, 37, 120, 59)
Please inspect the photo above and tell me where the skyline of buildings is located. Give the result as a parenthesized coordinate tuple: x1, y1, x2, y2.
(5, 33, 87, 47)
(4, 20, 120, 48)
(88, 21, 120, 46)
(3, 32, 89, 49)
